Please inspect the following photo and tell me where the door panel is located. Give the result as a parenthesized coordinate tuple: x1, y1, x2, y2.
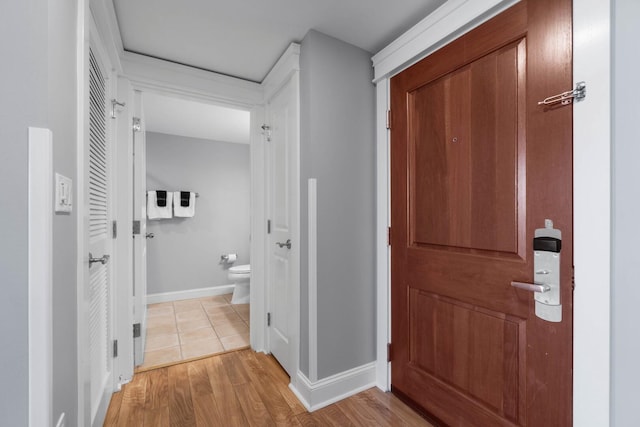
(267, 75, 298, 377)
(87, 44, 114, 423)
(390, 1, 573, 425)
(409, 290, 524, 421)
(411, 41, 522, 253)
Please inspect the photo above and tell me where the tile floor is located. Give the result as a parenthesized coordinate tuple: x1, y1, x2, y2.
(138, 293, 250, 371)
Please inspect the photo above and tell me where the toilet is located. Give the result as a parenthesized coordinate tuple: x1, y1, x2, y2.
(229, 264, 251, 304)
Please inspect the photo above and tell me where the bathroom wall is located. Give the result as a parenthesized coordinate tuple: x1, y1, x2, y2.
(299, 30, 376, 379)
(146, 132, 250, 296)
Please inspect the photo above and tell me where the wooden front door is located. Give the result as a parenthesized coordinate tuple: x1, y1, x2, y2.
(390, 1, 573, 425)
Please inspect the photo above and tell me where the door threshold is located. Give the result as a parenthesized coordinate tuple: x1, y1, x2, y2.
(134, 346, 251, 373)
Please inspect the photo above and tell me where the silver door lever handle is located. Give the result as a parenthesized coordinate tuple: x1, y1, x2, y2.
(89, 252, 110, 266)
(511, 281, 550, 293)
(276, 239, 292, 249)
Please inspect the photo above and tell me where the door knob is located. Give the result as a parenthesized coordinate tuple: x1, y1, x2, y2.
(89, 252, 110, 266)
(511, 281, 550, 293)
(276, 239, 292, 249)
(146, 233, 155, 239)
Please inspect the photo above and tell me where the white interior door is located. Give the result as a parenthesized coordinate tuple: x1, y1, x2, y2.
(86, 43, 114, 424)
(133, 90, 148, 366)
(267, 75, 299, 377)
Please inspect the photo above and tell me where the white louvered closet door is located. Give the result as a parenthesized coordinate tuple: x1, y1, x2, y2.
(87, 46, 113, 420)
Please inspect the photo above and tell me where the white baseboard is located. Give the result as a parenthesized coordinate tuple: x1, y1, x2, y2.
(146, 285, 235, 304)
(289, 362, 377, 412)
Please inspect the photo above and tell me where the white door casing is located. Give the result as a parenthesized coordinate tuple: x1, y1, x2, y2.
(249, 104, 267, 353)
(133, 90, 148, 366)
(266, 72, 300, 377)
(113, 75, 135, 386)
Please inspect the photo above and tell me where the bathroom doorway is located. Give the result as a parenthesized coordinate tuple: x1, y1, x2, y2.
(134, 91, 253, 370)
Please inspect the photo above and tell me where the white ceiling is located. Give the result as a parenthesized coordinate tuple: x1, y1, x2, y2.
(112, 0, 446, 83)
(113, 0, 446, 142)
(143, 92, 250, 144)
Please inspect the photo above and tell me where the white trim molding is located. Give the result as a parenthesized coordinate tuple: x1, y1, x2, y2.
(89, 0, 124, 73)
(290, 363, 377, 412)
(249, 105, 267, 354)
(76, 1, 91, 425)
(146, 285, 236, 305)
(374, 80, 391, 391)
(262, 43, 301, 101)
(572, 0, 611, 425)
(28, 127, 53, 427)
(121, 51, 263, 109)
(372, 0, 519, 82)
(112, 75, 135, 388)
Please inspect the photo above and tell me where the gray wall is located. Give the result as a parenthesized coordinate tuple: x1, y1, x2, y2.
(611, 0, 640, 425)
(48, 1, 79, 425)
(299, 30, 376, 379)
(146, 132, 251, 295)
(0, 1, 79, 425)
(0, 1, 47, 424)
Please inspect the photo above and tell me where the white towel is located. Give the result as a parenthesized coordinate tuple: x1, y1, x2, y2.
(147, 191, 173, 219)
(173, 191, 196, 217)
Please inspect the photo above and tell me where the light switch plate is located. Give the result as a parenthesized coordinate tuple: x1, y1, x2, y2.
(55, 173, 73, 213)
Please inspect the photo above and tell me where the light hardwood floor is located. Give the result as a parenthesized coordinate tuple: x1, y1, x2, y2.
(104, 349, 433, 426)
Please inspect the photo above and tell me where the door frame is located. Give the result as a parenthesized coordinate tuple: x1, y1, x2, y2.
(119, 68, 268, 346)
(112, 76, 135, 384)
(131, 89, 147, 366)
(372, 0, 611, 425)
(104, 41, 301, 378)
(117, 44, 300, 369)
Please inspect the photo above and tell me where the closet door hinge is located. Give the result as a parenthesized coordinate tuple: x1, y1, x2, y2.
(132, 220, 141, 235)
(387, 343, 393, 362)
(386, 110, 392, 130)
(133, 323, 141, 338)
(387, 227, 392, 246)
(261, 124, 271, 142)
(113, 340, 118, 358)
(112, 221, 117, 239)
(267, 219, 271, 234)
(267, 312, 271, 327)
